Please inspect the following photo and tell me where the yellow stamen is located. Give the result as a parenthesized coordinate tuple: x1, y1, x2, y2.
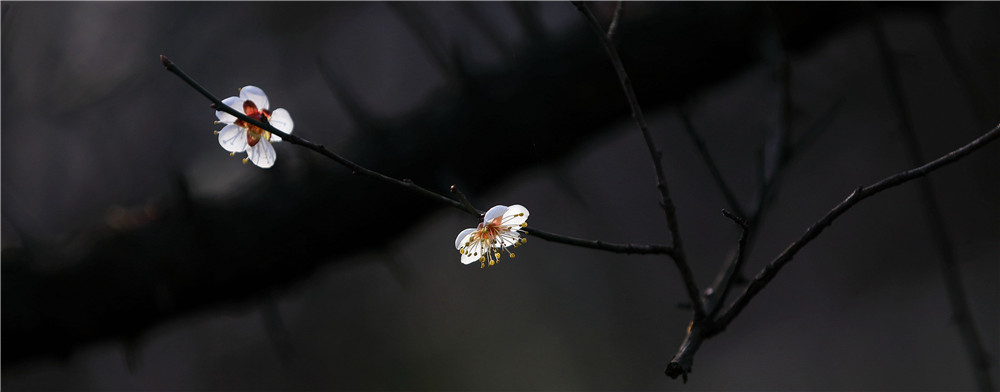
(214, 130, 220, 135)
(510, 253, 516, 258)
(520, 223, 527, 227)
(242, 158, 248, 164)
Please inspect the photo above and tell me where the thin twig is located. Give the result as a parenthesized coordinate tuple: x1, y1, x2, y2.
(705, 210, 749, 319)
(677, 107, 746, 218)
(869, 12, 994, 391)
(161, 55, 676, 258)
(789, 97, 844, 155)
(572, 1, 703, 320)
(524, 226, 675, 255)
(715, 122, 1000, 330)
(666, 122, 1000, 380)
(669, 210, 747, 382)
(448, 185, 482, 216)
(707, 12, 803, 293)
(160, 55, 467, 213)
(607, 1, 624, 40)
(751, 4, 792, 225)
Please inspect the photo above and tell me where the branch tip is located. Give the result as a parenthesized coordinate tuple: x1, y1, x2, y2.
(665, 362, 688, 382)
(721, 209, 748, 228)
(160, 55, 171, 67)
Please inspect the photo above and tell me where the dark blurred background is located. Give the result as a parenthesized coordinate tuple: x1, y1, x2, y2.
(2, 2, 998, 390)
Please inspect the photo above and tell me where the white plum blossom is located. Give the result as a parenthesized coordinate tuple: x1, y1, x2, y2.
(214, 85, 294, 168)
(455, 204, 529, 268)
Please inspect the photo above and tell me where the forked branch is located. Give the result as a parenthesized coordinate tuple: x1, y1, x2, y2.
(666, 123, 1000, 380)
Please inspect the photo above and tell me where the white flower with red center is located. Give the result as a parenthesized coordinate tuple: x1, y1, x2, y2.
(455, 204, 529, 268)
(214, 85, 294, 168)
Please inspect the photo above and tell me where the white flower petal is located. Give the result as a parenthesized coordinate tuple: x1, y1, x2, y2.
(502, 204, 530, 227)
(455, 228, 475, 250)
(483, 205, 508, 224)
(240, 85, 269, 110)
(461, 249, 481, 264)
(247, 140, 276, 168)
(218, 124, 248, 153)
(268, 109, 294, 141)
(216, 96, 243, 123)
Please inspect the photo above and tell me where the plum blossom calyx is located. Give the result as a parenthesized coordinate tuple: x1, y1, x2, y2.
(214, 85, 294, 169)
(454, 205, 530, 268)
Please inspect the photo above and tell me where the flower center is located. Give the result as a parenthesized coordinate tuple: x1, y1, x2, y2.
(235, 100, 272, 147)
(476, 216, 505, 241)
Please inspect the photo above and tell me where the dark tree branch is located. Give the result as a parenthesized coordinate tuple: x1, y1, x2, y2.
(666, 123, 1000, 380)
(717, 125, 1000, 324)
(759, 4, 792, 194)
(869, 12, 994, 391)
(607, 1, 624, 40)
(789, 97, 844, 155)
(523, 227, 675, 256)
(677, 107, 746, 218)
(705, 210, 749, 319)
(5, 3, 943, 369)
(449, 185, 482, 216)
(163, 55, 673, 258)
(706, 10, 814, 297)
(573, 1, 704, 321)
